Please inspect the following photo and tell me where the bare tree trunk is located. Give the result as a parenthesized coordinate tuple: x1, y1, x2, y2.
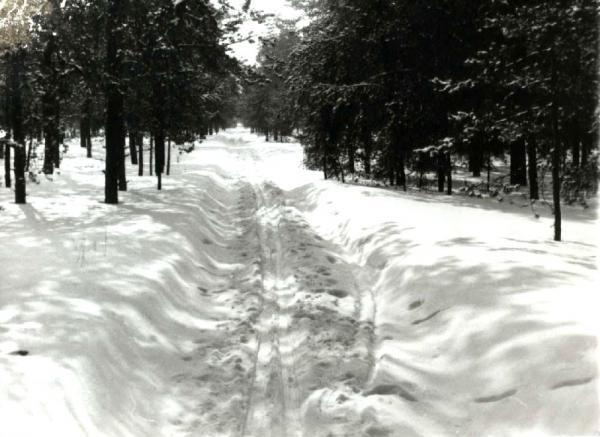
(26, 137, 33, 171)
(437, 155, 445, 193)
(363, 140, 372, 177)
(149, 135, 154, 176)
(14, 144, 26, 204)
(347, 143, 355, 174)
(138, 135, 144, 176)
(322, 145, 328, 180)
(81, 96, 92, 157)
(510, 139, 527, 185)
(2, 77, 10, 188)
(104, 0, 124, 204)
(486, 152, 492, 192)
(129, 130, 138, 165)
(551, 61, 561, 241)
(11, 50, 26, 204)
(42, 32, 60, 175)
(118, 134, 127, 192)
(155, 128, 164, 190)
(470, 144, 483, 177)
(166, 137, 171, 176)
(4, 144, 10, 188)
(552, 145, 561, 241)
(527, 136, 539, 200)
(446, 153, 452, 195)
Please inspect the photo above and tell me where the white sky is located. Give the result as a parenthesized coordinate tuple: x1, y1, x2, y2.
(228, 0, 303, 65)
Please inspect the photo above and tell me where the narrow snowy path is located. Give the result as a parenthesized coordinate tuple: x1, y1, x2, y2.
(235, 180, 374, 437)
(241, 182, 301, 437)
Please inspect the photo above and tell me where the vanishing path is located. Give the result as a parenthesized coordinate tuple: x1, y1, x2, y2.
(198, 135, 377, 436)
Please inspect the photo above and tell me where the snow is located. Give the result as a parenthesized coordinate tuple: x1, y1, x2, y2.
(0, 127, 598, 436)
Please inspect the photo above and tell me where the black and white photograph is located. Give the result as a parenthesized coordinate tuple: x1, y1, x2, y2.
(0, 0, 598, 435)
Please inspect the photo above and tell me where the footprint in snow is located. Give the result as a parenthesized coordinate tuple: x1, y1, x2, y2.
(474, 389, 517, 403)
(327, 289, 349, 298)
(412, 309, 442, 325)
(408, 300, 424, 310)
(551, 376, 595, 390)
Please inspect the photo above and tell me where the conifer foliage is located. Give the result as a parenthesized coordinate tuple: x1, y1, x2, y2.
(1, 0, 241, 204)
(243, 0, 599, 241)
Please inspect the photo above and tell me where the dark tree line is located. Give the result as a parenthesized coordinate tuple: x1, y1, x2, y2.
(1, 0, 241, 204)
(242, 0, 599, 241)
(238, 21, 300, 142)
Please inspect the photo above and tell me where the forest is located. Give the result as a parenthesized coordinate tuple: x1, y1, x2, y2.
(1, 0, 598, 240)
(0, 1, 598, 436)
(240, 0, 599, 242)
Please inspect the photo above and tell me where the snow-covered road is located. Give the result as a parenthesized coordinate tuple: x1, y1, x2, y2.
(0, 128, 598, 436)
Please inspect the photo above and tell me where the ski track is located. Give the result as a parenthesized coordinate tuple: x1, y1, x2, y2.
(240, 182, 301, 437)
(231, 175, 375, 436)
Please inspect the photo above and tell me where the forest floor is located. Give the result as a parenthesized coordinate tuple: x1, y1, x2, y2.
(0, 127, 598, 437)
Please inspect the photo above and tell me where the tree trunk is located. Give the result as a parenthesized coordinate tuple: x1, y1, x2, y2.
(53, 106, 61, 170)
(2, 73, 10, 188)
(14, 144, 26, 204)
(527, 136, 539, 200)
(166, 137, 171, 176)
(388, 165, 396, 186)
(446, 153, 452, 195)
(364, 141, 372, 177)
(81, 96, 92, 157)
(11, 51, 26, 204)
(552, 144, 561, 241)
(129, 130, 138, 165)
(486, 152, 492, 192)
(149, 135, 154, 176)
(80, 116, 88, 148)
(4, 144, 10, 188)
(437, 156, 445, 193)
(510, 139, 527, 186)
(42, 33, 60, 175)
(398, 151, 407, 191)
(138, 135, 144, 176)
(322, 145, 328, 180)
(104, 0, 124, 204)
(470, 144, 483, 177)
(26, 137, 33, 171)
(347, 143, 355, 174)
(551, 61, 561, 242)
(86, 131, 92, 158)
(118, 133, 127, 192)
(155, 128, 165, 190)
(80, 116, 87, 148)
